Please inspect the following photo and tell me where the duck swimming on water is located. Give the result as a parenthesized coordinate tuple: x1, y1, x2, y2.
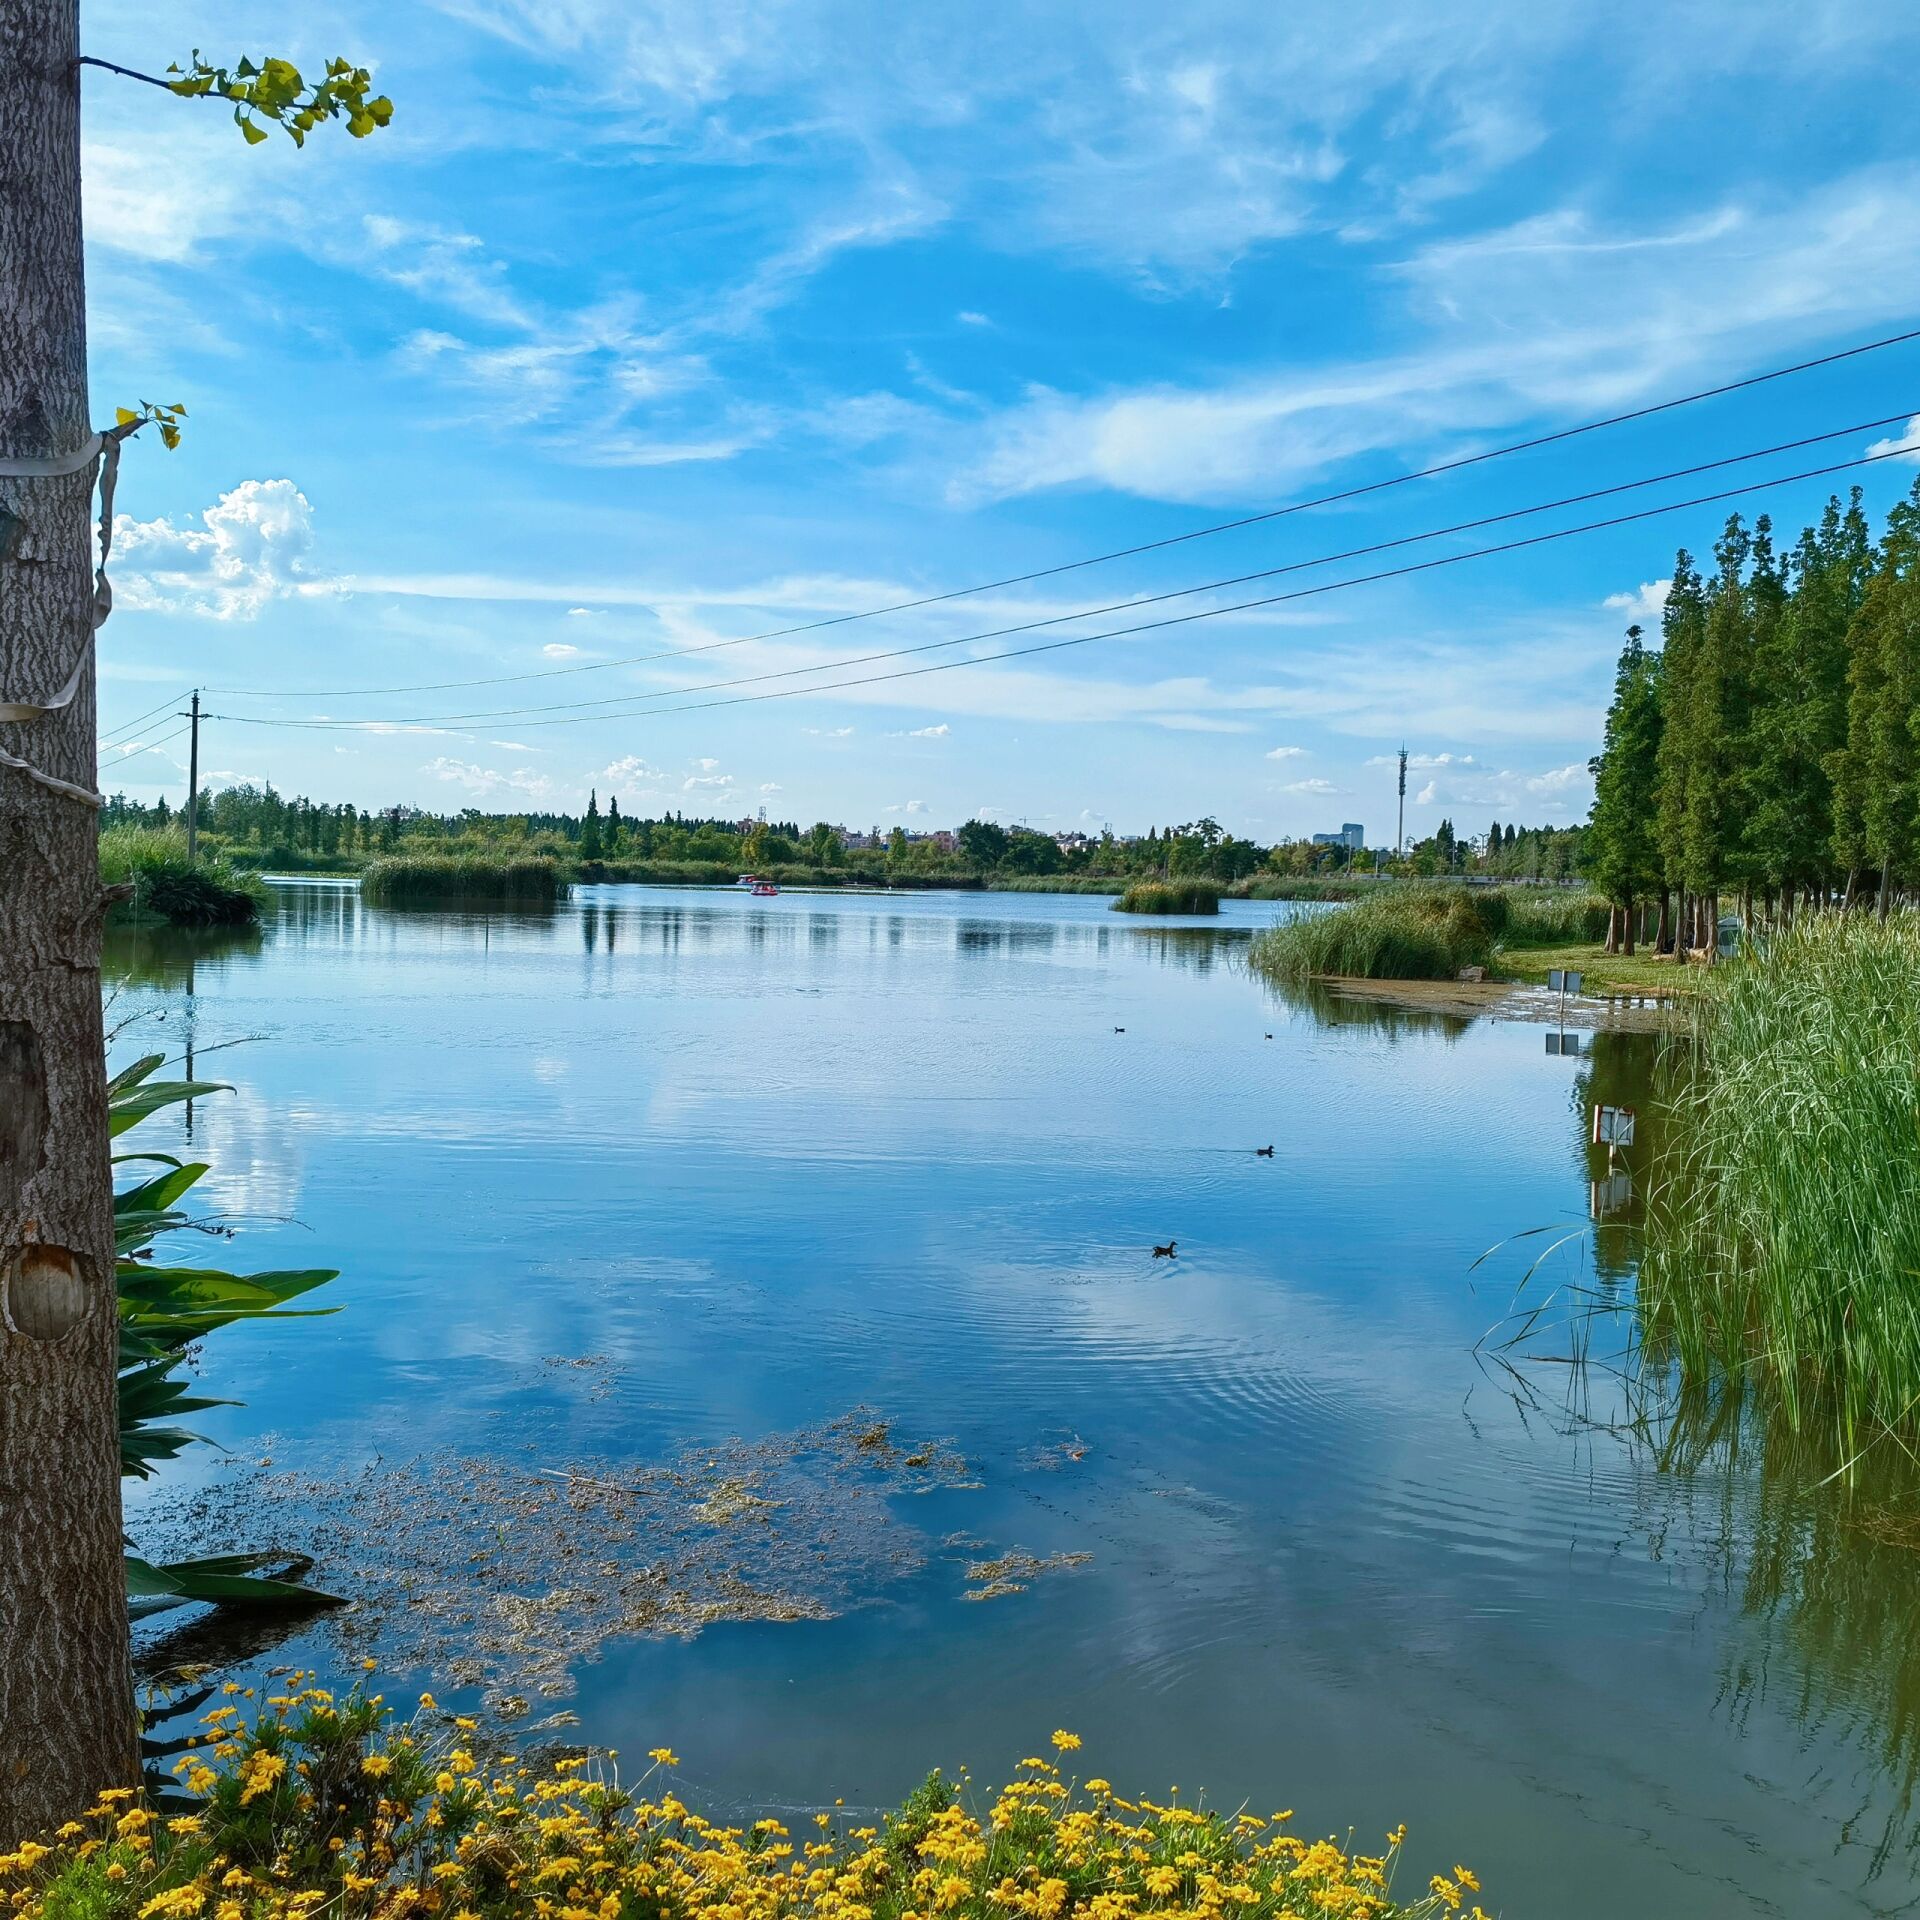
(1256, 1145, 1274, 1157)
(1152, 1240, 1177, 1259)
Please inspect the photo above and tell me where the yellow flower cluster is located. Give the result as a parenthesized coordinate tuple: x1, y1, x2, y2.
(0, 1680, 1487, 1920)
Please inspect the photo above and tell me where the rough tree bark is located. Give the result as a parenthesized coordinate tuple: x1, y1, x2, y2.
(0, 0, 140, 1839)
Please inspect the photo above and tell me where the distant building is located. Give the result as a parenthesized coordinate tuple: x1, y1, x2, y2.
(1311, 822, 1365, 850)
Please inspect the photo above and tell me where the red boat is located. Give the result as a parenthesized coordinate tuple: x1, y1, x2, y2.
(750, 881, 779, 897)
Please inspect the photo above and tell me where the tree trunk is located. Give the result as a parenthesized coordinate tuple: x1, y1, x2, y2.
(0, 1, 139, 1838)
(1604, 905, 1619, 953)
(1622, 897, 1636, 955)
(1654, 888, 1671, 954)
(1879, 861, 1893, 922)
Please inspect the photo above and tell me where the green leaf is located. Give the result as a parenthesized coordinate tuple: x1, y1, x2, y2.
(109, 1079, 231, 1138)
(125, 1552, 343, 1609)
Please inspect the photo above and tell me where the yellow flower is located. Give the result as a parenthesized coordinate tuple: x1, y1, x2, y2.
(362, 1755, 393, 1778)
(1052, 1731, 1083, 1753)
(648, 1748, 679, 1767)
(238, 1750, 288, 1805)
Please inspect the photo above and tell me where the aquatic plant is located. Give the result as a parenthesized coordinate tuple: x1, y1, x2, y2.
(1637, 912, 1920, 1445)
(99, 827, 266, 928)
(1114, 880, 1222, 914)
(1249, 888, 1490, 980)
(1248, 886, 1609, 981)
(0, 1681, 1486, 1920)
(111, 1052, 342, 1614)
(360, 855, 565, 906)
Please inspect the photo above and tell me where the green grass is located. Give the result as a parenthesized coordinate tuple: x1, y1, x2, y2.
(1248, 885, 1615, 984)
(1493, 939, 1694, 997)
(1638, 913, 1920, 1445)
(1248, 885, 1490, 979)
(1113, 879, 1223, 914)
(97, 827, 266, 927)
(360, 854, 565, 906)
(1229, 873, 1383, 901)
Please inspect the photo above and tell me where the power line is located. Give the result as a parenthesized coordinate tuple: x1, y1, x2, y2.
(98, 688, 191, 752)
(98, 721, 190, 765)
(204, 324, 1920, 702)
(222, 443, 1910, 735)
(208, 414, 1914, 733)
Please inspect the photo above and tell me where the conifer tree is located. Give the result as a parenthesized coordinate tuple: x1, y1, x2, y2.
(1587, 625, 1664, 948)
(579, 789, 604, 862)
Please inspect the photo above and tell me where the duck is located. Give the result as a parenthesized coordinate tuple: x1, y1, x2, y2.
(1152, 1240, 1177, 1259)
(1256, 1145, 1274, 1158)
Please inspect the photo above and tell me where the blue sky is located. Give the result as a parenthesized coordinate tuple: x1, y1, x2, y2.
(81, 0, 1920, 842)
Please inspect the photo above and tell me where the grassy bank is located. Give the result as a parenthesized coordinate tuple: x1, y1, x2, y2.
(1495, 939, 1695, 997)
(1231, 873, 1385, 901)
(360, 855, 566, 906)
(1249, 885, 1613, 983)
(1638, 914, 1920, 1442)
(98, 827, 266, 928)
(1114, 878, 1223, 914)
(4, 1682, 1480, 1920)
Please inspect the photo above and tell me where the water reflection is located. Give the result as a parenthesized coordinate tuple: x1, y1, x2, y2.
(104, 920, 264, 989)
(103, 880, 1920, 1916)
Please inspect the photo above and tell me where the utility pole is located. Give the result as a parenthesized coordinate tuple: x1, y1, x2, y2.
(183, 688, 199, 861)
(1396, 745, 1408, 855)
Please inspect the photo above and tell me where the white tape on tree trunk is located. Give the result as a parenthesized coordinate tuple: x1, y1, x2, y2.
(0, 427, 133, 807)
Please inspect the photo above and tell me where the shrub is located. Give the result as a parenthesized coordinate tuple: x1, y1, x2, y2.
(98, 828, 265, 928)
(1, 1681, 1485, 1920)
(1114, 880, 1222, 915)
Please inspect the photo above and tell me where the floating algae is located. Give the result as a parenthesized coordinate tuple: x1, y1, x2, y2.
(138, 1410, 973, 1711)
(960, 1547, 1093, 1602)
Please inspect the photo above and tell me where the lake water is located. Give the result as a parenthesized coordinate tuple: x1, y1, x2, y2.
(109, 882, 1920, 1917)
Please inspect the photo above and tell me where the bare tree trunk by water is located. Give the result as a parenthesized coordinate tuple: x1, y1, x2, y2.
(0, 0, 139, 1838)
(1654, 889, 1671, 954)
(1622, 898, 1636, 955)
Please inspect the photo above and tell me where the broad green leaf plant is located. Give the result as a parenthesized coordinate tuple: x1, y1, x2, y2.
(110, 1053, 344, 1615)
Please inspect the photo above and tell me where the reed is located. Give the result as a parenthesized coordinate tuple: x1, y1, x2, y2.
(97, 826, 266, 927)
(1114, 878, 1223, 914)
(1248, 886, 1489, 979)
(360, 854, 565, 905)
(1637, 913, 1920, 1445)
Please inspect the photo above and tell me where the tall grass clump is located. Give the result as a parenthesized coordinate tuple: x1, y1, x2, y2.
(1114, 878, 1222, 914)
(97, 825, 265, 927)
(360, 854, 564, 906)
(1638, 913, 1920, 1445)
(1487, 888, 1610, 946)
(1249, 887, 1489, 980)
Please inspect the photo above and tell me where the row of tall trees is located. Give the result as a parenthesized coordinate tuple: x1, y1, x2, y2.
(1587, 481, 1920, 952)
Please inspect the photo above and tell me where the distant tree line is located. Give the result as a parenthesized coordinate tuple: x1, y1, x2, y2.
(1586, 479, 1920, 954)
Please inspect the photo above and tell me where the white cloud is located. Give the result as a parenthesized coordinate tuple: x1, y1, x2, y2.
(421, 756, 554, 799)
(694, 756, 722, 771)
(602, 755, 659, 781)
(683, 771, 736, 790)
(1603, 579, 1672, 620)
(543, 642, 584, 658)
(1867, 415, 1920, 463)
(1283, 777, 1340, 795)
(490, 740, 538, 752)
(957, 310, 991, 327)
(82, 129, 245, 263)
(1415, 780, 1438, 805)
(805, 725, 856, 737)
(886, 799, 930, 813)
(1264, 745, 1306, 760)
(113, 479, 327, 620)
(566, 607, 598, 617)
(759, 782, 783, 794)
(954, 166, 1920, 504)
(362, 214, 535, 330)
(906, 723, 950, 737)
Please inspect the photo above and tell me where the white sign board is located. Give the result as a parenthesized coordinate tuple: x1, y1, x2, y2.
(1591, 1103, 1636, 1149)
(1549, 969, 1584, 996)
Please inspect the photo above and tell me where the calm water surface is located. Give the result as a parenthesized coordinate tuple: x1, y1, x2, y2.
(109, 883, 1920, 1917)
